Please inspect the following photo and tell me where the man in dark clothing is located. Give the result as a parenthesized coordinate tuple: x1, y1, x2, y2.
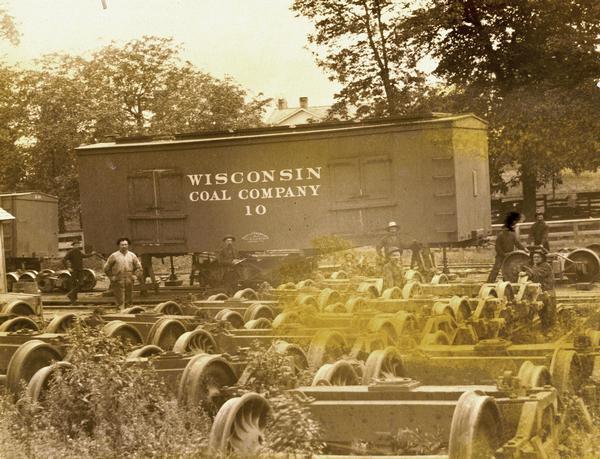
(529, 213, 550, 251)
(487, 211, 527, 282)
(218, 235, 240, 294)
(140, 253, 159, 295)
(376, 221, 409, 259)
(523, 251, 556, 328)
(62, 241, 97, 304)
(382, 248, 405, 290)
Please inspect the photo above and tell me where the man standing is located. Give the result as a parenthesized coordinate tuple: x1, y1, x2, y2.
(523, 250, 556, 329)
(103, 238, 142, 308)
(529, 212, 550, 251)
(383, 248, 405, 290)
(218, 235, 239, 294)
(140, 253, 159, 296)
(487, 212, 527, 282)
(62, 240, 97, 304)
(376, 222, 409, 259)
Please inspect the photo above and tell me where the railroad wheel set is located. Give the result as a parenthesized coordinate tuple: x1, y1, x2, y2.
(0, 268, 599, 458)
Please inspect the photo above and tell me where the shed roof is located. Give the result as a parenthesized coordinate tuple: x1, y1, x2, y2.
(0, 208, 15, 221)
(0, 191, 58, 201)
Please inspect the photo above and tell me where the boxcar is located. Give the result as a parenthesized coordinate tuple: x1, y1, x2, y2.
(0, 192, 59, 270)
(76, 113, 491, 256)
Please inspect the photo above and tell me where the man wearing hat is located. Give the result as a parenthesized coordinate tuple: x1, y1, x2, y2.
(522, 250, 556, 328)
(218, 235, 239, 294)
(487, 211, 527, 282)
(376, 221, 409, 260)
(382, 247, 405, 290)
(62, 240, 97, 304)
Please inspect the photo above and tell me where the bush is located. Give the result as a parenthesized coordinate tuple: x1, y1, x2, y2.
(0, 324, 211, 458)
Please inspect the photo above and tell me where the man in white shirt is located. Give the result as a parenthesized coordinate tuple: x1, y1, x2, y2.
(103, 238, 142, 308)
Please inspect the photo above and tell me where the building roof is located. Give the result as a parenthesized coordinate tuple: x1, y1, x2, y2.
(0, 208, 15, 221)
(0, 191, 58, 200)
(77, 113, 487, 152)
(266, 105, 332, 126)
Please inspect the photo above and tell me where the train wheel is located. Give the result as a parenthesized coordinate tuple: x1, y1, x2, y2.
(46, 313, 78, 334)
(26, 361, 73, 403)
(296, 279, 315, 289)
(394, 311, 419, 336)
(0, 317, 40, 332)
(154, 301, 183, 315)
(18, 271, 37, 282)
(501, 251, 530, 283)
(243, 303, 274, 322)
(324, 302, 345, 313)
(312, 360, 359, 386)
(80, 268, 97, 291)
(271, 311, 301, 329)
(495, 281, 515, 302)
(174, 329, 219, 354)
(449, 296, 472, 322)
(208, 293, 229, 301)
(208, 393, 271, 455)
(233, 288, 258, 300)
(585, 328, 600, 347)
(270, 340, 308, 374)
(586, 243, 600, 259)
(349, 334, 386, 361)
(550, 349, 584, 394)
(102, 320, 143, 346)
(420, 330, 451, 346)
(122, 306, 146, 314)
(448, 390, 503, 459)
(214, 309, 245, 328)
(431, 273, 448, 284)
(404, 269, 423, 283)
(564, 248, 600, 282)
(6, 340, 63, 395)
(345, 296, 367, 313)
(357, 282, 379, 299)
(127, 344, 163, 359)
(478, 285, 498, 299)
(367, 317, 398, 345)
(381, 286, 402, 299)
(330, 270, 348, 280)
(362, 346, 405, 384)
(36, 273, 55, 293)
(317, 288, 341, 310)
(6, 272, 19, 292)
(517, 361, 552, 388)
(295, 293, 319, 309)
(147, 318, 187, 351)
(2, 300, 36, 316)
(178, 354, 237, 414)
(307, 330, 347, 368)
(432, 302, 457, 320)
(402, 281, 422, 299)
(472, 297, 496, 321)
(56, 270, 73, 293)
(244, 318, 272, 330)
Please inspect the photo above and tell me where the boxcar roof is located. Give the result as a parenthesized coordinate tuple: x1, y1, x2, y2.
(77, 112, 486, 152)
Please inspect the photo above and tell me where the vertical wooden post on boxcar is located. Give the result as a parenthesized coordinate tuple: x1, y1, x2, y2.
(0, 208, 16, 293)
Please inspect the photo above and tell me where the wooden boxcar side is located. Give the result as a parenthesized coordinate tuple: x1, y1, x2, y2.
(0, 192, 59, 259)
(76, 114, 491, 255)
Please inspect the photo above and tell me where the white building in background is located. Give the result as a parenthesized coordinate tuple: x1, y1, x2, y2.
(266, 97, 331, 126)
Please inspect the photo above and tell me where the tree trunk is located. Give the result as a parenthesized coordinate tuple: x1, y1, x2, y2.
(521, 167, 537, 222)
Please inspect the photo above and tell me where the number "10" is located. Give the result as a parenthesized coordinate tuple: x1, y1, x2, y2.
(244, 204, 267, 216)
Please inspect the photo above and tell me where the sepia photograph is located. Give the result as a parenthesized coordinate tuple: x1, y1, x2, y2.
(0, 0, 599, 457)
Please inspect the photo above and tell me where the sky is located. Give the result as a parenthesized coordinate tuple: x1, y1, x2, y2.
(1, 0, 341, 107)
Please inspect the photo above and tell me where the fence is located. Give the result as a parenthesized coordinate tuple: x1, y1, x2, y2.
(491, 218, 600, 245)
(58, 230, 85, 256)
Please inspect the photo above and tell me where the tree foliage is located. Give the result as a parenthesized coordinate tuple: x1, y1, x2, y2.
(0, 36, 270, 229)
(295, 0, 600, 215)
(0, 2, 20, 45)
(292, 0, 430, 118)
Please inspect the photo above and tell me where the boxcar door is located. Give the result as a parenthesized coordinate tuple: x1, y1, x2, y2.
(128, 169, 187, 252)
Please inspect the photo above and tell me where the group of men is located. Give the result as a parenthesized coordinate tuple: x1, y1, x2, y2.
(62, 235, 240, 308)
(487, 211, 555, 328)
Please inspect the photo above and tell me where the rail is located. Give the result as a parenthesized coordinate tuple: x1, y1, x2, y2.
(492, 217, 600, 244)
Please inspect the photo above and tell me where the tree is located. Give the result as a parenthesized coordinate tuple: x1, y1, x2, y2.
(1, 37, 269, 228)
(292, 0, 429, 118)
(404, 0, 600, 216)
(84, 36, 269, 137)
(0, 2, 20, 45)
